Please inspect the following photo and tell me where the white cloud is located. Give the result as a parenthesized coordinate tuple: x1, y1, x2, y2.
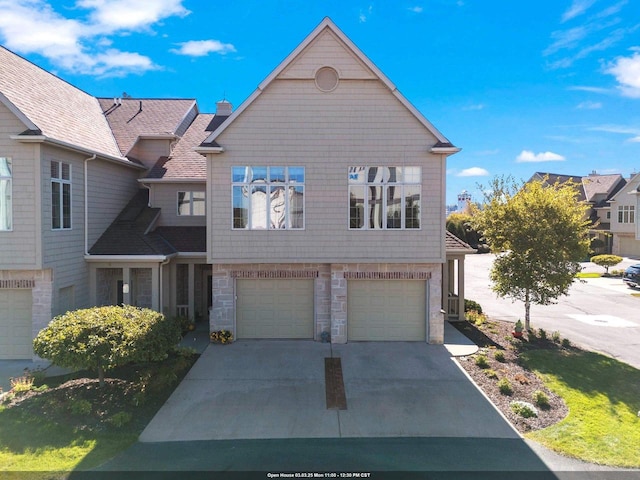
(457, 167, 489, 177)
(171, 40, 236, 57)
(577, 100, 602, 109)
(561, 0, 597, 22)
(590, 125, 640, 142)
(463, 104, 485, 111)
(569, 85, 611, 94)
(605, 51, 640, 98)
(516, 150, 566, 163)
(408, 6, 423, 13)
(77, 0, 190, 33)
(0, 0, 191, 76)
(359, 5, 373, 22)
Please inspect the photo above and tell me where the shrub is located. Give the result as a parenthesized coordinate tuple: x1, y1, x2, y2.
(494, 350, 506, 362)
(561, 338, 571, 348)
(591, 254, 623, 274)
(537, 328, 547, 341)
(210, 330, 233, 344)
(510, 400, 538, 418)
(10, 374, 34, 393)
(69, 399, 92, 416)
(474, 354, 489, 368)
(498, 378, 513, 395)
(551, 331, 561, 343)
(464, 299, 483, 314)
(467, 310, 487, 326)
(33, 305, 181, 387)
(484, 369, 498, 379)
(107, 411, 132, 428)
(532, 390, 550, 409)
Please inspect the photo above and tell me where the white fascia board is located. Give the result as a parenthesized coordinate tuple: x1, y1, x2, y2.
(10, 134, 145, 170)
(0, 92, 40, 131)
(430, 146, 462, 155)
(84, 254, 174, 262)
(138, 177, 206, 183)
(174, 100, 199, 133)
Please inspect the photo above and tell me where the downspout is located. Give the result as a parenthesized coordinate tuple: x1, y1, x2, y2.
(84, 154, 97, 255)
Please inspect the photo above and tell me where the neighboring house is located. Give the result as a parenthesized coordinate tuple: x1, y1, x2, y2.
(529, 171, 626, 254)
(609, 172, 640, 257)
(0, 46, 143, 359)
(0, 18, 470, 359)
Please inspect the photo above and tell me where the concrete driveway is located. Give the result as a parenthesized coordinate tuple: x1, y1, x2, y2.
(140, 330, 517, 442)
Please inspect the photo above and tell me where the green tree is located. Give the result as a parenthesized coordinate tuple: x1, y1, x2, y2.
(33, 305, 181, 386)
(591, 254, 623, 274)
(472, 175, 591, 330)
(446, 212, 483, 249)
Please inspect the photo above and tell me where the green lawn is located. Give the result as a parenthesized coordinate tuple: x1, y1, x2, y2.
(0, 352, 197, 475)
(521, 348, 640, 467)
(575, 272, 601, 278)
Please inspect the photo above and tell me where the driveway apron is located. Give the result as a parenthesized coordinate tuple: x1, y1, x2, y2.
(139, 336, 518, 442)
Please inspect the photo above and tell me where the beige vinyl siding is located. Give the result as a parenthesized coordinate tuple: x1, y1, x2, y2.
(128, 139, 173, 170)
(0, 289, 33, 359)
(0, 102, 40, 268)
(209, 79, 443, 264)
(42, 144, 139, 313)
(151, 182, 207, 227)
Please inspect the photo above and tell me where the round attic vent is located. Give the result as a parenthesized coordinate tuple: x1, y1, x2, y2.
(315, 66, 339, 92)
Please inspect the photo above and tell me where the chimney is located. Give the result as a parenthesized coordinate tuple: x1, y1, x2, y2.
(216, 100, 233, 116)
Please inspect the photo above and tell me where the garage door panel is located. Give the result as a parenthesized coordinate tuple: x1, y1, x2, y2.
(0, 290, 33, 359)
(348, 280, 425, 341)
(236, 279, 314, 339)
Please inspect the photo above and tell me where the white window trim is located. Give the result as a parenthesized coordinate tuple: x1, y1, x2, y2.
(51, 160, 72, 230)
(348, 166, 422, 230)
(0, 157, 12, 231)
(177, 191, 206, 216)
(231, 166, 305, 230)
(618, 205, 635, 224)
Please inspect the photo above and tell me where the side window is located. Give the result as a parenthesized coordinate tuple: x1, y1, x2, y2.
(51, 161, 71, 230)
(0, 157, 11, 231)
(178, 191, 205, 216)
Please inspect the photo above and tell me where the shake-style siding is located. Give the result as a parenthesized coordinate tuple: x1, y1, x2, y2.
(151, 182, 207, 227)
(209, 78, 444, 264)
(0, 102, 40, 268)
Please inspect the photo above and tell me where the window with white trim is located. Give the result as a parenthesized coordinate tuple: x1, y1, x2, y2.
(51, 160, 71, 230)
(232, 166, 305, 229)
(618, 205, 635, 224)
(177, 191, 205, 216)
(0, 157, 11, 231)
(349, 166, 421, 229)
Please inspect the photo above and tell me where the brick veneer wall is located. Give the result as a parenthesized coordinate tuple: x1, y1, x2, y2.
(210, 262, 444, 344)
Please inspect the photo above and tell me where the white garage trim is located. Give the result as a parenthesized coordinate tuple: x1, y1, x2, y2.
(235, 278, 314, 339)
(347, 279, 427, 341)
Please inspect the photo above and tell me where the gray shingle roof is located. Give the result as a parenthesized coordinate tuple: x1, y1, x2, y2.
(98, 98, 197, 156)
(0, 46, 124, 159)
(144, 113, 213, 180)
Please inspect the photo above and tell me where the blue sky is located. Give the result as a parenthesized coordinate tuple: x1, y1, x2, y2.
(0, 0, 638, 204)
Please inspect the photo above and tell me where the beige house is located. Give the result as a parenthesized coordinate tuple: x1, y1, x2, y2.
(0, 18, 469, 359)
(610, 173, 640, 257)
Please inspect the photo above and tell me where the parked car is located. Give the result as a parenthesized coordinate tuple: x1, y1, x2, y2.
(622, 264, 640, 289)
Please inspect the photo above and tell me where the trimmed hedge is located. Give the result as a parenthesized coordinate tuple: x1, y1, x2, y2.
(34, 305, 181, 385)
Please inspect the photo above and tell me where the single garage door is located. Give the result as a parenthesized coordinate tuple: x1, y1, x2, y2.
(618, 236, 640, 257)
(236, 279, 314, 339)
(0, 289, 33, 359)
(348, 280, 426, 341)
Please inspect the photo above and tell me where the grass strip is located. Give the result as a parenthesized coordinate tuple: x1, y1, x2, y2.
(521, 348, 640, 467)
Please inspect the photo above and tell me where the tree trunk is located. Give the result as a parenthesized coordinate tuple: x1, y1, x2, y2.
(98, 366, 105, 388)
(524, 290, 531, 331)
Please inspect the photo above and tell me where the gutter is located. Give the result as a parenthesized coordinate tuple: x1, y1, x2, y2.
(84, 254, 176, 262)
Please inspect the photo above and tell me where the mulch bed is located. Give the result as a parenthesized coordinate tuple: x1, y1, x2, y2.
(452, 318, 569, 433)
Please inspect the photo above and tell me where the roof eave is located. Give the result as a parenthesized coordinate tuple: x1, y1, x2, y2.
(84, 254, 176, 262)
(10, 134, 145, 169)
(138, 177, 206, 183)
(430, 146, 461, 155)
(194, 145, 225, 155)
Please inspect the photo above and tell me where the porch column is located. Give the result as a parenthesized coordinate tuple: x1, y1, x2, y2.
(122, 267, 131, 305)
(151, 264, 160, 311)
(441, 261, 449, 319)
(188, 263, 195, 320)
(457, 257, 465, 321)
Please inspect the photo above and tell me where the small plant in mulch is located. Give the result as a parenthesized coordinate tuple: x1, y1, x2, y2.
(498, 378, 513, 395)
(511, 400, 538, 418)
(210, 330, 233, 344)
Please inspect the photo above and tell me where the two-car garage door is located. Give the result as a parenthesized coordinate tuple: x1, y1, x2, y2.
(348, 280, 426, 341)
(0, 290, 33, 359)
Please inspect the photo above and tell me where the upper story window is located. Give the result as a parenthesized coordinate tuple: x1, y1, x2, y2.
(232, 166, 305, 230)
(618, 205, 635, 224)
(178, 191, 205, 216)
(51, 160, 71, 230)
(349, 166, 421, 230)
(0, 157, 11, 231)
